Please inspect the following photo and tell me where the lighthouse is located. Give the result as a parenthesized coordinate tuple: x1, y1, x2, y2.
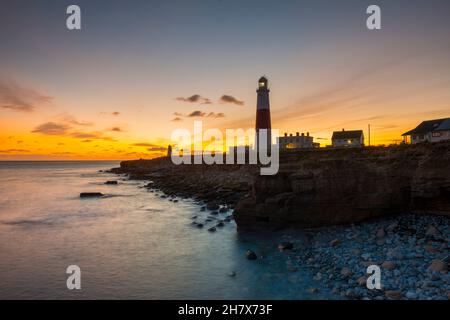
(255, 76, 272, 152)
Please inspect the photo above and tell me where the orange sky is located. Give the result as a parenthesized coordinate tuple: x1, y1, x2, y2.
(1, 1, 450, 160)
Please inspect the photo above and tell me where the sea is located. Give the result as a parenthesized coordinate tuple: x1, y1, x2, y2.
(0, 161, 333, 299)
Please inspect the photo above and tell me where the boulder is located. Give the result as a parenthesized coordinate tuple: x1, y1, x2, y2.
(219, 207, 228, 213)
(105, 181, 118, 185)
(206, 203, 220, 211)
(381, 261, 396, 270)
(246, 250, 257, 260)
(278, 242, 294, 251)
(341, 267, 352, 278)
(385, 290, 402, 300)
(428, 259, 448, 273)
(376, 228, 386, 238)
(329, 239, 340, 247)
(80, 192, 103, 198)
(208, 227, 217, 232)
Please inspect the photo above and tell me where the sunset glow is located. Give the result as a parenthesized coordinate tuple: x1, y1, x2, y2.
(1, 0, 449, 160)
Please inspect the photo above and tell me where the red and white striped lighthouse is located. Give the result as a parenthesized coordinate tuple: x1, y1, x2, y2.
(255, 76, 272, 151)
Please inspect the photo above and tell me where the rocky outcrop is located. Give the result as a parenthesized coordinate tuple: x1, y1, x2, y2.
(234, 141, 450, 230)
(112, 141, 450, 231)
(111, 158, 257, 207)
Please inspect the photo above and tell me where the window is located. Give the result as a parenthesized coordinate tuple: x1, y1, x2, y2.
(432, 132, 442, 137)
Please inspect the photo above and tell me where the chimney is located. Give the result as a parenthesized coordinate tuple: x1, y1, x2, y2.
(342, 128, 345, 132)
(284, 133, 287, 137)
(296, 132, 299, 136)
(301, 132, 304, 136)
(307, 132, 310, 137)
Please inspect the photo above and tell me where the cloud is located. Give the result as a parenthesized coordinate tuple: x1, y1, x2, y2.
(81, 140, 92, 143)
(31, 121, 116, 141)
(207, 112, 225, 118)
(110, 127, 123, 132)
(132, 143, 159, 147)
(176, 95, 211, 105)
(188, 110, 206, 117)
(147, 147, 167, 152)
(0, 149, 30, 153)
(58, 114, 93, 126)
(31, 122, 71, 135)
(219, 95, 244, 106)
(173, 111, 225, 120)
(0, 79, 52, 112)
(112, 112, 120, 116)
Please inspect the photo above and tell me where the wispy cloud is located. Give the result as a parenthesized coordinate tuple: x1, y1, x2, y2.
(174, 111, 226, 119)
(132, 142, 159, 147)
(57, 114, 93, 126)
(0, 149, 30, 153)
(187, 110, 206, 117)
(31, 122, 71, 135)
(0, 78, 52, 112)
(219, 95, 244, 106)
(31, 122, 116, 141)
(176, 95, 211, 105)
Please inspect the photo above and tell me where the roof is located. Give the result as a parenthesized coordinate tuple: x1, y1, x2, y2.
(402, 118, 450, 136)
(436, 118, 450, 131)
(332, 130, 363, 140)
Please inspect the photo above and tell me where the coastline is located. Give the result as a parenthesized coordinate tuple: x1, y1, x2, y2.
(109, 142, 450, 300)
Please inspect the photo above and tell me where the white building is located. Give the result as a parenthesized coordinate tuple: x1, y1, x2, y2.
(331, 129, 364, 148)
(402, 118, 450, 144)
(278, 132, 314, 150)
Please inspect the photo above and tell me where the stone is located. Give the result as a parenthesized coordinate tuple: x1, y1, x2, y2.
(278, 242, 294, 251)
(329, 239, 340, 247)
(425, 225, 440, 237)
(376, 228, 386, 238)
(208, 227, 216, 232)
(341, 267, 352, 278)
(386, 222, 398, 233)
(105, 180, 118, 185)
(216, 222, 225, 227)
(361, 253, 371, 261)
(219, 207, 228, 213)
(196, 223, 204, 228)
(382, 261, 396, 270)
(425, 245, 440, 254)
(357, 276, 368, 286)
(80, 192, 103, 198)
(428, 259, 447, 273)
(206, 203, 220, 211)
(228, 271, 236, 277)
(246, 250, 257, 260)
(308, 288, 319, 294)
(385, 290, 402, 300)
(405, 291, 418, 299)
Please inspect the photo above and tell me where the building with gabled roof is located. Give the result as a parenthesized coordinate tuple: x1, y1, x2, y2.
(331, 129, 364, 148)
(402, 118, 450, 144)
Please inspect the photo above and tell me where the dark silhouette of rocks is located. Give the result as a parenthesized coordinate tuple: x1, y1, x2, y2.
(111, 141, 450, 231)
(246, 250, 257, 260)
(80, 192, 103, 198)
(105, 180, 118, 185)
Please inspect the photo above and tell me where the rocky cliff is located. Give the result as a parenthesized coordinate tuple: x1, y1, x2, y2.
(113, 141, 450, 231)
(234, 141, 450, 230)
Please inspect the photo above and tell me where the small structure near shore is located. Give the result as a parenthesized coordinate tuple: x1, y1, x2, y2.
(401, 118, 450, 144)
(331, 129, 364, 148)
(278, 132, 316, 150)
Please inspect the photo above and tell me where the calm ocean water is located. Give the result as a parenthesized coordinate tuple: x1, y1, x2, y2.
(0, 161, 332, 299)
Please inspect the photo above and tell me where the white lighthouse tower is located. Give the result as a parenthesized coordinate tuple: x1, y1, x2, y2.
(255, 76, 272, 152)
